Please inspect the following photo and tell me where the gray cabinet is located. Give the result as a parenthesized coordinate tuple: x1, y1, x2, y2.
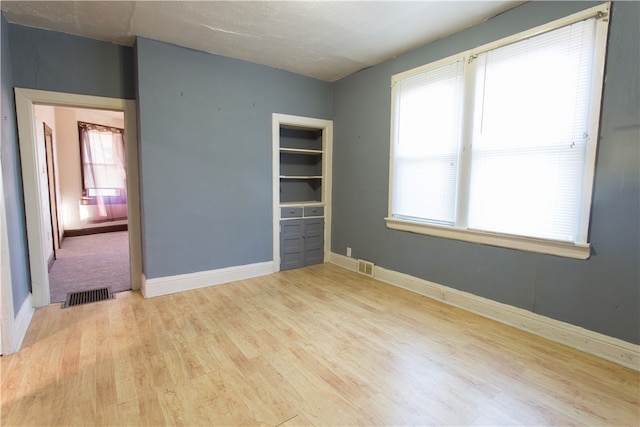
(280, 213, 325, 271)
(280, 219, 305, 270)
(304, 206, 324, 217)
(303, 218, 324, 266)
(281, 207, 303, 218)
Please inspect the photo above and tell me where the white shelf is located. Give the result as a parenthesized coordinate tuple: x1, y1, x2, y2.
(280, 148, 323, 155)
(280, 202, 324, 207)
(280, 175, 322, 179)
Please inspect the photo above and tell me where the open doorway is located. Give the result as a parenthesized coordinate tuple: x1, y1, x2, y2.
(14, 89, 141, 308)
(34, 106, 131, 303)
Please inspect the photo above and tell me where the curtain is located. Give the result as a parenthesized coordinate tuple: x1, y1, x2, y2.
(79, 122, 126, 220)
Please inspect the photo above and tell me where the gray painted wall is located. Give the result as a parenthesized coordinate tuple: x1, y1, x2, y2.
(331, 1, 640, 344)
(135, 38, 332, 279)
(8, 24, 134, 99)
(1, 14, 31, 314)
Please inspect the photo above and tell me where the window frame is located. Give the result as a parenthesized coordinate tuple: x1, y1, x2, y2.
(386, 2, 610, 260)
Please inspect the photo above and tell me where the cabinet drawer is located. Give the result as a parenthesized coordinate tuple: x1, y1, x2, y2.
(281, 207, 303, 218)
(304, 206, 324, 217)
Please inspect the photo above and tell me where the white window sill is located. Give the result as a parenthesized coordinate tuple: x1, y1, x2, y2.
(384, 218, 591, 260)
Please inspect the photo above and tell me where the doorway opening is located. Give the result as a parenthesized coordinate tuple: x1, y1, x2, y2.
(14, 88, 141, 308)
(35, 106, 131, 303)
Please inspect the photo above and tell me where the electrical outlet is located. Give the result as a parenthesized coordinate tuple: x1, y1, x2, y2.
(347, 247, 352, 257)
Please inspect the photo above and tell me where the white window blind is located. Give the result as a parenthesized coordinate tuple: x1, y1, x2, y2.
(391, 60, 464, 225)
(467, 19, 597, 242)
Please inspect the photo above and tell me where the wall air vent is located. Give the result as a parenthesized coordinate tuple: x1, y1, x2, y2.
(357, 259, 374, 277)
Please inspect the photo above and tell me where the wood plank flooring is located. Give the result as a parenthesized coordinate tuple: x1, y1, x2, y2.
(2, 264, 638, 426)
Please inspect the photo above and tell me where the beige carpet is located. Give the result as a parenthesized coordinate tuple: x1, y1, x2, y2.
(48, 231, 131, 303)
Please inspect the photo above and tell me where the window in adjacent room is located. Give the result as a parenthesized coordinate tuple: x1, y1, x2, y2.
(386, 3, 610, 259)
(78, 121, 127, 220)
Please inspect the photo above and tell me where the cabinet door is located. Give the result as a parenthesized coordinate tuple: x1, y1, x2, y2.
(280, 219, 304, 270)
(304, 218, 324, 266)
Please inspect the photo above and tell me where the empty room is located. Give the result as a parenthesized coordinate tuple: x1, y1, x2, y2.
(1, 1, 638, 426)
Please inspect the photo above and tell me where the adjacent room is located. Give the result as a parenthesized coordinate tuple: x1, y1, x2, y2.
(1, 1, 638, 426)
(33, 105, 130, 304)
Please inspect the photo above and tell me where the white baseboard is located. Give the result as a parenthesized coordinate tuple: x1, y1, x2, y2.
(11, 293, 34, 353)
(141, 261, 276, 298)
(328, 252, 639, 371)
(327, 251, 358, 271)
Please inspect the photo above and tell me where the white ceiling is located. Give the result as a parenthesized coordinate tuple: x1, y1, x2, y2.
(1, 1, 523, 82)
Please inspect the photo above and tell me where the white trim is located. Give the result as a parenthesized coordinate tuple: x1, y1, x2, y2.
(385, 218, 591, 260)
(14, 88, 141, 307)
(272, 116, 281, 269)
(392, 51, 466, 84)
(15, 90, 48, 307)
(271, 113, 333, 272)
(327, 251, 358, 271)
(329, 252, 639, 371)
(10, 294, 34, 354)
(0, 158, 16, 355)
(141, 261, 275, 298)
(124, 100, 142, 291)
(469, 2, 610, 58)
(578, 7, 610, 243)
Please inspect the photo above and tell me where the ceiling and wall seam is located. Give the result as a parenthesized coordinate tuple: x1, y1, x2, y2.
(1, 1, 524, 82)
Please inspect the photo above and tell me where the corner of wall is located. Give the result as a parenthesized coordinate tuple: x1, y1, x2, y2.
(10, 293, 34, 354)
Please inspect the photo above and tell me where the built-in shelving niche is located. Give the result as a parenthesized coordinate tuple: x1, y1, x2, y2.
(272, 114, 333, 272)
(279, 127, 323, 204)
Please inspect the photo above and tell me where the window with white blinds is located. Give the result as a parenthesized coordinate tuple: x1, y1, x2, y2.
(391, 60, 464, 225)
(387, 3, 609, 259)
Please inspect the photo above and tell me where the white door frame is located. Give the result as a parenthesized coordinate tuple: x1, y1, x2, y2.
(0, 153, 16, 354)
(14, 88, 142, 308)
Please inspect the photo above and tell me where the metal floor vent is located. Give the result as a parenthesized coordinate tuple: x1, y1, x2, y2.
(357, 259, 375, 277)
(63, 287, 113, 308)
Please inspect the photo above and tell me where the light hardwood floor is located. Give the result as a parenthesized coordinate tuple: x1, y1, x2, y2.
(2, 263, 638, 426)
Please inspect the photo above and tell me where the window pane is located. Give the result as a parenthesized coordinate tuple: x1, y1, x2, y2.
(468, 19, 596, 241)
(83, 130, 116, 165)
(81, 127, 126, 193)
(391, 60, 464, 224)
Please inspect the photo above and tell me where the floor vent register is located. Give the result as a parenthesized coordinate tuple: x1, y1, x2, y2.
(63, 287, 113, 308)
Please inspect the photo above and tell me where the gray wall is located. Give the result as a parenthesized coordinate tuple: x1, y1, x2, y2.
(8, 24, 134, 99)
(331, 1, 640, 344)
(135, 38, 332, 279)
(1, 14, 31, 314)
